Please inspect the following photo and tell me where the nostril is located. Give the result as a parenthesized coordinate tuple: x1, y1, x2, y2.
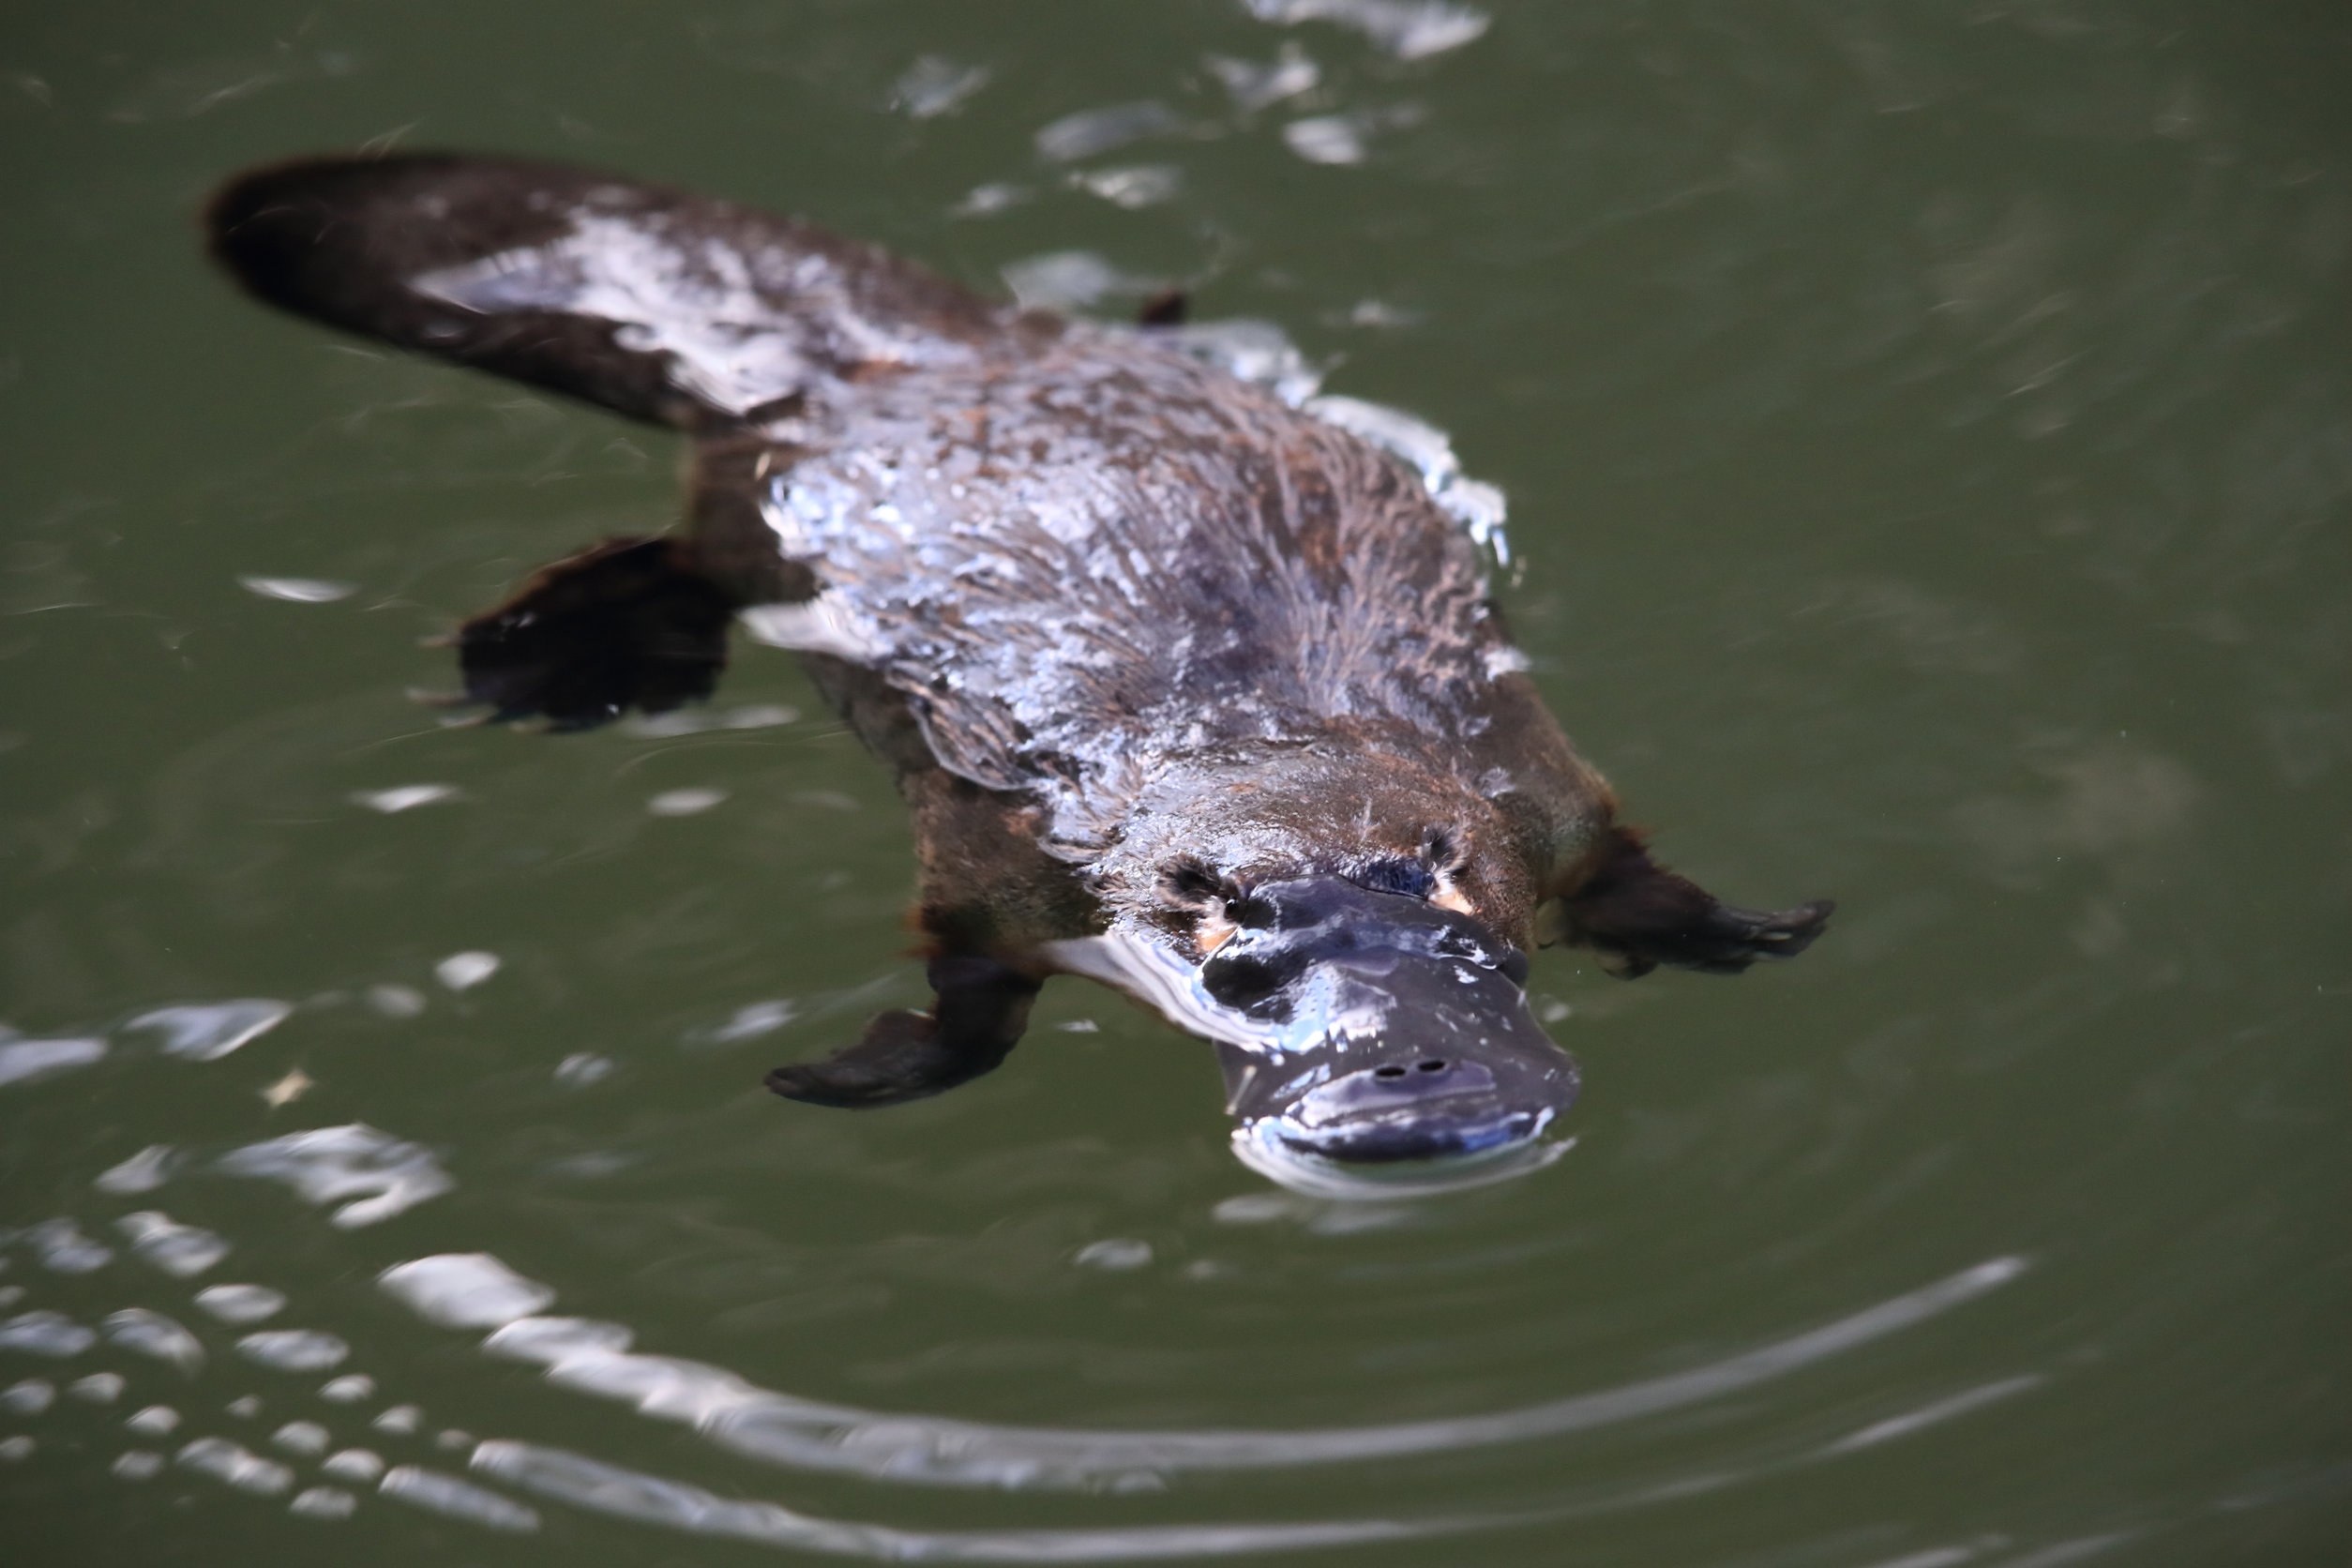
(1416, 1059, 1446, 1073)
(1373, 1064, 1408, 1079)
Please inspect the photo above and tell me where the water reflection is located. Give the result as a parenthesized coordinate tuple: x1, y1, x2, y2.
(452, 1255, 2027, 1490)
(5, 1119, 2038, 1560)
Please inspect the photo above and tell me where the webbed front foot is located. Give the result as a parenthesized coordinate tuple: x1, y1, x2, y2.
(457, 536, 736, 730)
(766, 955, 1041, 1108)
(1562, 829, 1833, 979)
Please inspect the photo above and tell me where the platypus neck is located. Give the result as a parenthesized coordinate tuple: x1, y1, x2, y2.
(1089, 736, 1541, 949)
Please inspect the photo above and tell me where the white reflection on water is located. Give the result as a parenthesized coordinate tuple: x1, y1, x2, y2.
(0, 1211, 2040, 1560)
(5, 998, 293, 1086)
(216, 1124, 455, 1229)
(1243, 0, 1488, 61)
(430, 1255, 2027, 1491)
(474, 1440, 1440, 1560)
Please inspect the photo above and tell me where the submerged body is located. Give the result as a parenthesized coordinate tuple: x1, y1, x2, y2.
(208, 153, 1830, 1191)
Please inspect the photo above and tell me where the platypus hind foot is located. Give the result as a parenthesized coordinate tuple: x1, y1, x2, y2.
(457, 536, 737, 730)
(766, 955, 1041, 1108)
(1564, 828, 1833, 979)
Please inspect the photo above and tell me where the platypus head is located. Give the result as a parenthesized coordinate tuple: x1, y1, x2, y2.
(1193, 876, 1577, 1194)
(1063, 742, 1592, 1195)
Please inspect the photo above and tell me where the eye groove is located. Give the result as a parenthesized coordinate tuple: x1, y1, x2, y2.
(1160, 858, 1227, 909)
(1227, 894, 1279, 930)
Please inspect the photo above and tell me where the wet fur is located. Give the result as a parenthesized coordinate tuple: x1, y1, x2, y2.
(207, 151, 1832, 1108)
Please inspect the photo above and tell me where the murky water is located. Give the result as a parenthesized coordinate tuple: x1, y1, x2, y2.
(3, 3, 2346, 1564)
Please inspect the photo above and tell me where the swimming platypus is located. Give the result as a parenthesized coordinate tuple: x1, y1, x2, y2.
(206, 153, 1830, 1192)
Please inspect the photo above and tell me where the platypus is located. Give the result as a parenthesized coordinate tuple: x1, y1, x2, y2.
(206, 153, 1830, 1193)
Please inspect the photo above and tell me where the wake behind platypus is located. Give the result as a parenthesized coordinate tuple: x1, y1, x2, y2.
(205, 153, 1830, 1191)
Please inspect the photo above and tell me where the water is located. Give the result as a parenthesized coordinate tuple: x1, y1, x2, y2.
(2, 2, 2346, 1563)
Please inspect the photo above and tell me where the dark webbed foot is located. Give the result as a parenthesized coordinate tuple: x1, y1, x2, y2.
(766, 955, 1041, 1108)
(458, 536, 736, 730)
(1562, 829, 1832, 980)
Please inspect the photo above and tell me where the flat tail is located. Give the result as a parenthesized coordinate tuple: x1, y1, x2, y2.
(206, 152, 1009, 429)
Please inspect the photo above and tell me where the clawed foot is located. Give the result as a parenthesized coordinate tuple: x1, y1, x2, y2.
(766, 1007, 1003, 1108)
(1565, 829, 1833, 979)
(458, 536, 736, 730)
(767, 955, 1042, 1108)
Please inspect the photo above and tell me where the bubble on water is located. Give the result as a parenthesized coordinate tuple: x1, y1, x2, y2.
(379, 1465, 540, 1532)
(124, 1000, 292, 1062)
(94, 1145, 182, 1195)
(1283, 113, 1366, 165)
(25, 1218, 113, 1274)
(437, 1427, 475, 1451)
(290, 1485, 358, 1519)
(1075, 1239, 1155, 1272)
(889, 54, 988, 119)
(379, 1253, 555, 1330)
(2, 1378, 53, 1413)
(194, 1284, 285, 1324)
(951, 182, 1033, 219)
(686, 1000, 795, 1047)
(646, 787, 727, 817)
(116, 1211, 229, 1277)
(217, 1123, 455, 1229)
(103, 1308, 205, 1373)
(113, 1449, 164, 1480)
(68, 1371, 125, 1404)
(433, 951, 500, 991)
(0, 1310, 96, 1356)
(1070, 165, 1183, 210)
(366, 984, 427, 1018)
(0, 1035, 106, 1089)
(226, 1396, 263, 1419)
(352, 784, 460, 814)
(178, 1435, 294, 1495)
(552, 1053, 614, 1089)
(126, 1405, 180, 1437)
(319, 1374, 374, 1404)
(1207, 42, 1321, 112)
(1243, 0, 1489, 60)
(322, 1447, 384, 1484)
(236, 1330, 350, 1372)
(272, 1420, 330, 1455)
(0, 1288, 17, 1308)
(238, 576, 355, 604)
(1033, 100, 1182, 162)
(373, 1404, 422, 1435)
(0, 1434, 35, 1461)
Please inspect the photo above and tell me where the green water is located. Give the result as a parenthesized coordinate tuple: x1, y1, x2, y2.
(3, 2, 2346, 1564)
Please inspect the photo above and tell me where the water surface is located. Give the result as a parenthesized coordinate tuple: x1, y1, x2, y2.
(3, 3, 2346, 1565)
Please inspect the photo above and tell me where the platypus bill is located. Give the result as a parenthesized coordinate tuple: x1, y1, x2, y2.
(207, 153, 1832, 1196)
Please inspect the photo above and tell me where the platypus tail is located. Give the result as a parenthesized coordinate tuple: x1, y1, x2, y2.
(206, 152, 1006, 430)
(208, 152, 1008, 728)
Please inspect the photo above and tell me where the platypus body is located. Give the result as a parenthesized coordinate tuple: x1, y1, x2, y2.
(209, 154, 1830, 1192)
